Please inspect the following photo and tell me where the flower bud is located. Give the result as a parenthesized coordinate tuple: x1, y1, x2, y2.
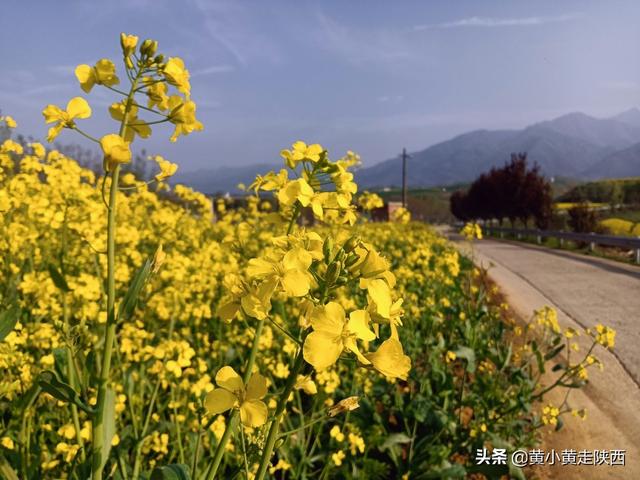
(141, 39, 158, 57)
(154, 54, 165, 65)
(344, 253, 359, 268)
(335, 276, 349, 286)
(343, 236, 360, 253)
(323, 237, 333, 262)
(325, 261, 342, 285)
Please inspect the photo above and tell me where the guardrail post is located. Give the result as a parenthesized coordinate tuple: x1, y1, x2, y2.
(536, 233, 541, 245)
(636, 237, 640, 264)
(559, 237, 564, 248)
(589, 233, 595, 253)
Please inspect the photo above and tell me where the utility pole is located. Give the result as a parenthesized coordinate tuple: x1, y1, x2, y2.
(401, 148, 410, 208)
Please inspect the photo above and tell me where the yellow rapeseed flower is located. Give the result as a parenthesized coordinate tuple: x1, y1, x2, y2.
(303, 303, 375, 371)
(100, 134, 131, 172)
(42, 97, 92, 142)
(280, 141, 323, 169)
(163, 57, 191, 96)
(153, 155, 178, 181)
(75, 59, 120, 93)
(1, 116, 17, 128)
(204, 366, 268, 427)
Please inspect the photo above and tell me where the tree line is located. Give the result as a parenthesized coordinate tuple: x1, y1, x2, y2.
(450, 153, 553, 228)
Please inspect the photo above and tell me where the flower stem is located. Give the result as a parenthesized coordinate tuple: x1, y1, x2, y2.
(91, 68, 141, 480)
(205, 317, 265, 479)
(254, 349, 306, 480)
(90, 163, 121, 479)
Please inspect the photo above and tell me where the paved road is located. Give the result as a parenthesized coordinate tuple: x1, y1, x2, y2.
(443, 230, 640, 477)
(454, 234, 640, 384)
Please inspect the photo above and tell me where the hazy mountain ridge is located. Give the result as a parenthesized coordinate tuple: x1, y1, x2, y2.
(355, 108, 640, 188)
(173, 162, 279, 194)
(175, 108, 640, 193)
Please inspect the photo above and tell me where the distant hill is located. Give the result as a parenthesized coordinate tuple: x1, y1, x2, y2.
(584, 142, 640, 179)
(354, 109, 640, 188)
(175, 108, 640, 193)
(611, 107, 640, 128)
(527, 111, 640, 149)
(172, 163, 278, 194)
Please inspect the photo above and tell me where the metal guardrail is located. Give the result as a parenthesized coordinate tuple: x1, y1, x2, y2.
(483, 226, 640, 264)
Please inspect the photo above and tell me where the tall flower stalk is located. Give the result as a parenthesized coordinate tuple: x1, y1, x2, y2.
(39, 33, 203, 478)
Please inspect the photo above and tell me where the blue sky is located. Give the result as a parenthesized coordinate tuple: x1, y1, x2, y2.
(1, 0, 639, 171)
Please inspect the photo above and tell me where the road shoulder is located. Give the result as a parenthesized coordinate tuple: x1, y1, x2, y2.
(446, 233, 640, 479)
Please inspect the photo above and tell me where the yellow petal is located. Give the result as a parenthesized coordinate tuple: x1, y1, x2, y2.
(239, 399, 268, 427)
(204, 388, 237, 415)
(246, 258, 275, 278)
(367, 279, 392, 319)
(74, 65, 96, 93)
(215, 366, 244, 393)
(217, 300, 240, 322)
(303, 330, 343, 371)
(42, 105, 64, 124)
(245, 373, 267, 400)
(365, 338, 411, 380)
(66, 97, 92, 120)
(282, 269, 310, 297)
(310, 302, 345, 335)
(283, 248, 312, 271)
(344, 337, 371, 365)
(347, 310, 376, 342)
(46, 124, 64, 143)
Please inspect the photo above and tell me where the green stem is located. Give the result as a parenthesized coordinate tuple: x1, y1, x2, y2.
(72, 126, 100, 143)
(91, 68, 141, 479)
(255, 349, 306, 480)
(172, 390, 185, 464)
(191, 428, 202, 479)
(268, 317, 301, 345)
(205, 318, 265, 479)
(90, 163, 121, 479)
(287, 204, 301, 235)
(240, 424, 250, 479)
(131, 378, 161, 479)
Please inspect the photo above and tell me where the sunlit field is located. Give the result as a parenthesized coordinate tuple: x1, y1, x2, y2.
(0, 34, 616, 480)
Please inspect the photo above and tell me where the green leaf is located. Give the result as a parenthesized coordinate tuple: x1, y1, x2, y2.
(555, 416, 564, 431)
(117, 258, 152, 323)
(150, 464, 192, 480)
(544, 344, 565, 361)
(453, 346, 476, 372)
(48, 264, 71, 292)
(0, 306, 20, 342)
(52, 347, 69, 380)
(0, 455, 19, 480)
(534, 348, 545, 374)
(36, 370, 93, 414)
(508, 462, 527, 480)
(380, 433, 412, 451)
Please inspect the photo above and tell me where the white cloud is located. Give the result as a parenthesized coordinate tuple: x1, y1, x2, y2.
(414, 13, 582, 30)
(604, 81, 640, 91)
(315, 12, 412, 65)
(191, 64, 235, 77)
(188, 0, 284, 67)
(377, 95, 404, 103)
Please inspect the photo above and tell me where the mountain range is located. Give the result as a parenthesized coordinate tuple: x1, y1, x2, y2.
(174, 108, 640, 193)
